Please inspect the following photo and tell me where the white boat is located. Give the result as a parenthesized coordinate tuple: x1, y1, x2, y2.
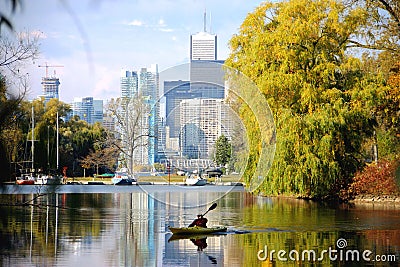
(111, 168, 137, 185)
(36, 173, 62, 185)
(185, 174, 207, 186)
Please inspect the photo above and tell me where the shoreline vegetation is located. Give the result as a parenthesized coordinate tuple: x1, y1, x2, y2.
(225, 0, 400, 201)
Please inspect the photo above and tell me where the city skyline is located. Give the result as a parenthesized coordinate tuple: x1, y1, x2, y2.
(4, 0, 266, 103)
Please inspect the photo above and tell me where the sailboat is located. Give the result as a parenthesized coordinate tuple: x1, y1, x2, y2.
(16, 106, 37, 185)
(36, 111, 62, 185)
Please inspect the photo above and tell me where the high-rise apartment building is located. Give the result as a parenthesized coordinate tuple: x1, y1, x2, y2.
(139, 64, 159, 165)
(102, 112, 115, 133)
(180, 98, 234, 159)
(41, 77, 60, 103)
(120, 70, 138, 98)
(72, 97, 103, 124)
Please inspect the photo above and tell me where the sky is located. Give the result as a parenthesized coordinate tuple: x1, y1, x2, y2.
(4, 0, 266, 103)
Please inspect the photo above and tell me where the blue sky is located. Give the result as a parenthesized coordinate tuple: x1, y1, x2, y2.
(5, 0, 266, 103)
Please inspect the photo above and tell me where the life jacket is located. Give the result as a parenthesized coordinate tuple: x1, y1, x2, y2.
(189, 217, 208, 227)
(193, 217, 208, 227)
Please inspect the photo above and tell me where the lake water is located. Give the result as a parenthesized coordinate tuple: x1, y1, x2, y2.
(0, 184, 399, 266)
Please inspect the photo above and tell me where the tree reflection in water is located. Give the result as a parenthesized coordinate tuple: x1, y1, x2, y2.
(0, 190, 399, 266)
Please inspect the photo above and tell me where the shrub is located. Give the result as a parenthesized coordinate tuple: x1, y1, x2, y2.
(345, 160, 400, 198)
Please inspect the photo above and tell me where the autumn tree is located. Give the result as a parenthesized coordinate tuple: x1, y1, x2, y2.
(348, 0, 400, 53)
(226, 0, 391, 198)
(0, 31, 39, 182)
(80, 146, 119, 177)
(348, 0, 400, 161)
(106, 95, 150, 173)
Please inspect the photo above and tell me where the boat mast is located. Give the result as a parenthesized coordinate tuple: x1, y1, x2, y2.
(31, 106, 34, 171)
(56, 112, 59, 170)
(47, 126, 50, 170)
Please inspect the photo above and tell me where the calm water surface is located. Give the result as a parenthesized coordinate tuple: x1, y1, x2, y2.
(0, 185, 399, 266)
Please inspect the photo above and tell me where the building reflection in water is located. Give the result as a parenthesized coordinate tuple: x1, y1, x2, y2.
(2, 190, 398, 266)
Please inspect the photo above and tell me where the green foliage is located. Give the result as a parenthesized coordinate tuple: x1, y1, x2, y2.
(214, 135, 232, 167)
(238, 104, 262, 186)
(2, 98, 113, 178)
(0, 77, 25, 181)
(226, 0, 396, 198)
(61, 118, 110, 176)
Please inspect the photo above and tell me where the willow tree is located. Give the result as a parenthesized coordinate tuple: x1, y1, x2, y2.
(226, 0, 389, 198)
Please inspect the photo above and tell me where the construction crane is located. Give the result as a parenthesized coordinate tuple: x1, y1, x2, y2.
(38, 62, 64, 77)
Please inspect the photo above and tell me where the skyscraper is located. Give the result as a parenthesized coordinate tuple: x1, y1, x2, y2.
(139, 64, 159, 165)
(190, 31, 217, 61)
(190, 60, 225, 99)
(164, 80, 201, 138)
(190, 11, 217, 61)
(72, 97, 103, 124)
(189, 12, 225, 99)
(120, 70, 138, 98)
(160, 14, 228, 160)
(41, 77, 60, 103)
(180, 98, 233, 159)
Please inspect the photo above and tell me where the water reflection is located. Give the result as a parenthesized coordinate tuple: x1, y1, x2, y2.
(0, 190, 399, 266)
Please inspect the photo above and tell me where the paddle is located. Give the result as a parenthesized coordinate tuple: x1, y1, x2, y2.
(202, 203, 217, 217)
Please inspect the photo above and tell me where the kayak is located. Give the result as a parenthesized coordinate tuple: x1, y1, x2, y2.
(168, 226, 227, 235)
(168, 232, 227, 242)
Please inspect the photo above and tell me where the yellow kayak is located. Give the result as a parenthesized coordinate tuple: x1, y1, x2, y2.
(168, 226, 227, 235)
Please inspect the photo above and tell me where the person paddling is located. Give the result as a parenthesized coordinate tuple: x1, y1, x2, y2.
(188, 203, 217, 228)
(188, 214, 208, 228)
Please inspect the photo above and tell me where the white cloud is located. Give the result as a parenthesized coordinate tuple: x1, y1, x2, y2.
(160, 28, 174, 32)
(128, 20, 144, 26)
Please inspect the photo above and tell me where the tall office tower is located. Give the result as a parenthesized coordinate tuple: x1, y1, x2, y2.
(41, 77, 60, 103)
(190, 31, 217, 61)
(189, 13, 225, 98)
(72, 97, 103, 124)
(180, 98, 233, 159)
(190, 11, 217, 61)
(139, 64, 159, 165)
(120, 70, 138, 99)
(190, 60, 225, 98)
(164, 80, 201, 138)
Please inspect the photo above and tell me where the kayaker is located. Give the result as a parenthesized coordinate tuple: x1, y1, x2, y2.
(188, 214, 208, 228)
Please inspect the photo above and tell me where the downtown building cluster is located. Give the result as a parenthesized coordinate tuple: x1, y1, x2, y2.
(40, 22, 236, 169)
